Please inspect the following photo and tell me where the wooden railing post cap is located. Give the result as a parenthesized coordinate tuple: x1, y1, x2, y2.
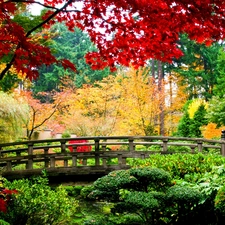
(221, 130, 225, 139)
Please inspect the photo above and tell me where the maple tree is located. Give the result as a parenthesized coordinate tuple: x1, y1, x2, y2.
(61, 75, 122, 136)
(0, 188, 18, 213)
(0, 0, 224, 81)
(17, 90, 69, 140)
(49, 67, 187, 136)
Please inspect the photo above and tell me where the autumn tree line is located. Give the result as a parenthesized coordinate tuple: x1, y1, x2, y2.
(1, 8, 225, 142)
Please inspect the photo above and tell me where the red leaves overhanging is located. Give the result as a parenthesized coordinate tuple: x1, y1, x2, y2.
(0, 0, 225, 79)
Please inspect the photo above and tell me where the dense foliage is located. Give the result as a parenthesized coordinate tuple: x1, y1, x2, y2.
(33, 24, 111, 92)
(0, 176, 78, 225)
(80, 154, 225, 225)
(0, 1, 225, 80)
(176, 100, 208, 137)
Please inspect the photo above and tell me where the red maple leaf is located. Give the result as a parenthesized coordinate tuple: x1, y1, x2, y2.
(0, 0, 224, 80)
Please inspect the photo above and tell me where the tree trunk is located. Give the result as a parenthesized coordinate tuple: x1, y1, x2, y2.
(158, 61, 165, 136)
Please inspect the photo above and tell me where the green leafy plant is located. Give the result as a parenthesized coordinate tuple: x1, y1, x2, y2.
(0, 220, 10, 225)
(2, 176, 78, 225)
(82, 167, 205, 225)
(128, 153, 225, 179)
(215, 183, 225, 215)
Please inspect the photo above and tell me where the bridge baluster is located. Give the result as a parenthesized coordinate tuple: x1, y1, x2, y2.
(102, 144, 106, 151)
(83, 158, 87, 165)
(102, 157, 107, 166)
(118, 154, 126, 166)
(94, 138, 100, 166)
(197, 141, 203, 152)
(64, 159, 68, 167)
(128, 138, 134, 151)
(118, 154, 122, 166)
(60, 140, 66, 153)
(27, 142, 34, 169)
(44, 147, 49, 167)
(72, 155, 77, 167)
(190, 146, 196, 153)
(6, 161, 12, 171)
(50, 156, 56, 168)
(162, 139, 168, 152)
(94, 138, 100, 151)
(221, 130, 225, 156)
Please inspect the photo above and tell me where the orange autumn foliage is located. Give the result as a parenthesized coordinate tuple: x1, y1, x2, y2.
(202, 123, 225, 139)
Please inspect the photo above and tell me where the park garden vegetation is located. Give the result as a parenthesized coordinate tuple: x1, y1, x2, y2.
(1, 153, 225, 224)
(1, 1, 225, 225)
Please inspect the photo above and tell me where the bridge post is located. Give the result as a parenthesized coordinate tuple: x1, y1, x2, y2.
(72, 154, 77, 167)
(94, 138, 100, 166)
(197, 141, 203, 152)
(60, 140, 66, 153)
(27, 142, 34, 169)
(128, 138, 134, 151)
(162, 138, 168, 152)
(44, 147, 49, 168)
(118, 154, 123, 166)
(221, 130, 225, 156)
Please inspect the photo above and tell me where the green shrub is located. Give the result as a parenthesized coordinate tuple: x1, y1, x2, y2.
(128, 153, 225, 179)
(0, 220, 10, 225)
(62, 131, 71, 138)
(2, 176, 78, 225)
(82, 167, 205, 225)
(65, 185, 83, 197)
(215, 183, 225, 214)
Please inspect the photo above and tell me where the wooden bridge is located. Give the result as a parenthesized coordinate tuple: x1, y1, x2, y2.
(1, 134, 225, 184)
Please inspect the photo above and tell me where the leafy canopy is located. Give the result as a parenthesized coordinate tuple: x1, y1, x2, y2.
(0, 0, 224, 80)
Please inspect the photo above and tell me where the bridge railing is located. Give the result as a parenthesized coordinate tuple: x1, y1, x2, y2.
(0, 135, 225, 173)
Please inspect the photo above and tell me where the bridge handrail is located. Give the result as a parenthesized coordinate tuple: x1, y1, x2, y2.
(1, 135, 225, 177)
(0, 136, 224, 153)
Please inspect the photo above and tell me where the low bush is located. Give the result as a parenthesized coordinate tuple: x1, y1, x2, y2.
(1, 176, 78, 225)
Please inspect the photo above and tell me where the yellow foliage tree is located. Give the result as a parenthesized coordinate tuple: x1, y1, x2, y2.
(163, 72, 188, 135)
(188, 98, 208, 119)
(62, 67, 165, 136)
(54, 67, 188, 137)
(62, 76, 123, 136)
(115, 67, 163, 135)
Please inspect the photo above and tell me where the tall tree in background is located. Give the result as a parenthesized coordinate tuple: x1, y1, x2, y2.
(0, 1, 224, 81)
(176, 99, 208, 137)
(118, 67, 164, 136)
(169, 34, 222, 100)
(60, 75, 122, 136)
(165, 72, 188, 135)
(213, 48, 225, 98)
(33, 24, 111, 93)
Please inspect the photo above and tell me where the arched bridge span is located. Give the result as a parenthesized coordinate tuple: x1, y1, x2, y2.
(1, 135, 225, 184)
